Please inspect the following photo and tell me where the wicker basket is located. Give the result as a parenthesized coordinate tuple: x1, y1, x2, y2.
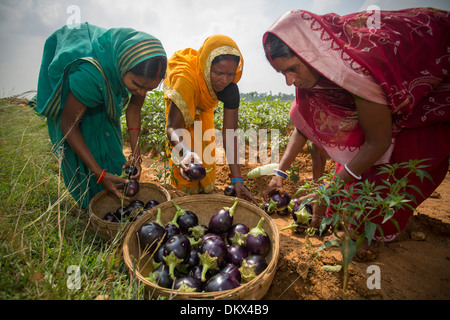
(89, 183, 171, 240)
(122, 194, 280, 300)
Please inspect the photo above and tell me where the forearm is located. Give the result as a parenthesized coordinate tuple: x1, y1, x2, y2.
(126, 95, 145, 156)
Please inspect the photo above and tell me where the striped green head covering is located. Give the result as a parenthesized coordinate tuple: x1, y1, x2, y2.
(31, 23, 166, 120)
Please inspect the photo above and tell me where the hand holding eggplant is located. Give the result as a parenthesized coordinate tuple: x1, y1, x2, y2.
(262, 174, 285, 202)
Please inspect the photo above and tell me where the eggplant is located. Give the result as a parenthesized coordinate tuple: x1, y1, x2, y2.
(262, 202, 275, 216)
(148, 264, 176, 289)
(224, 185, 236, 196)
(103, 212, 118, 222)
(187, 249, 200, 269)
(292, 202, 313, 224)
(144, 199, 160, 210)
(125, 179, 140, 197)
(220, 263, 241, 282)
(163, 234, 191, 280)
(123, 165, 138, 177)
(172, 201, 199, 233)
(201, 233, 224, 245)
(245, 217, 270, 257)
(183, 163, 207, 181)
(208, 197, 239, 234)
(114, 205, 129, 220)
(190, 265, 213, 283)
(174, 275, 202, 292)
(204, 272, 240, 292)
(239, 255, 268, 283)
(138, 209, 166, 251)
(198, 238, 228, 282)
(164, 210, 182, 239)
(267, 191, 291, 212)
(226, 244, 248, 267)
(226, 223, 249, 246)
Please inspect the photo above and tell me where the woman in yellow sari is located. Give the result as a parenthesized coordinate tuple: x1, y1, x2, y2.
(164, 35, 256, 203)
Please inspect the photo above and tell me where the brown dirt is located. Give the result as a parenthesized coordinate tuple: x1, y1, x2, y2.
(127, 145, 450, 300)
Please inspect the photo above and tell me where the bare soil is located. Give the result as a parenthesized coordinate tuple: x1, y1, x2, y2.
(127, 145, 450, 300)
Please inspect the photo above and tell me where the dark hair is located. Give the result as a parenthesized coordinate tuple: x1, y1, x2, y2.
(212, 54, 240, 66)
(264, 32, 295, 62)
(129, 55, 167, 80)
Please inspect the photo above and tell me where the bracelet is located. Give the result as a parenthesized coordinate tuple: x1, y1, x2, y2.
(344, 164, 362, 180)
(96, 169, 107, 184)
(128, 154, 143, 164)
(273, 169, 288, 179)
(231, 176, 244, 184)
(182, 150, 195, 157)
(127, 127, 141, 131)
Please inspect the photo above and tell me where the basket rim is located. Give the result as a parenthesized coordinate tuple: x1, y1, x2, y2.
(122, 194, 280, 299)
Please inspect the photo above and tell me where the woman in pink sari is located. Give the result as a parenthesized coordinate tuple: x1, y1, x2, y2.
(263, 8, 450, 243)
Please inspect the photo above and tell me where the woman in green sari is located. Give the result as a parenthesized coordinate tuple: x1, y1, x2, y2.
(29, 22, 167, 209)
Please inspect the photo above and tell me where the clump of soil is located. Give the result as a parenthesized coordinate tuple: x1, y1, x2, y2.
(130, 146, 450, 300)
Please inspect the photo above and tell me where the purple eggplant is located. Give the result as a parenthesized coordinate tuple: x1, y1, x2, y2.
(163, 234, 191, 280)
(174, 275, 202, 292)
(262, 202, 275, 215)
(204, 272, 240, 292)
(245, 217, 270, 257)
(172, 201, 199, 233)
(164, 210, 182, 239)
(224, 185, 236, 196)
(123, 165, 138, 177)
(239, 255, 268, 283)
(226, 244, 248, 267)
(144, 199, 160, 210)
(138, 209, 166, 251)
(208, 197, 239, 234)
(114, 205, 129, 220)
(183, 163, 207, 181)
(198, 238, 228, 282)
(220, 263, 241, 282)
(125, 179, 140, 197)
(103, 212, 118, 222)
(148, 264, 177, 289)
(267, 191, 291, 212)
(201, 233, 224, 245)
(227, 223, 249, 246)
(190, 265, 214, 283)
(187, 249, 200, 269)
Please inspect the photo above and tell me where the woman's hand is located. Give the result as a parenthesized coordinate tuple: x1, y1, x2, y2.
(179, 151, 202, 181)
(234, 182, 258, 205)
(298, 193, 327, 228)
(262, 175, 284, 201)
(99, 172, 131, 202)
(122, 158, 142, 181)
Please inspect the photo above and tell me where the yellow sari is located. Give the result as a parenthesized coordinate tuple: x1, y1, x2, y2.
(163, 35, 243, 194)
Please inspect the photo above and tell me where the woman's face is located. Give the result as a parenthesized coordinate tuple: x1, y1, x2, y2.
(210, 58, 238, 92)
(122, 72, 161, 96)
(270, 55, 321, 89)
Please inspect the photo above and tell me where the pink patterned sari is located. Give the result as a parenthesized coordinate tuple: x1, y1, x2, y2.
(265, 8, 450, 241)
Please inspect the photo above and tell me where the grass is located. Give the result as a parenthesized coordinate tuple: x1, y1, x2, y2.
(0, 98, 145, 300)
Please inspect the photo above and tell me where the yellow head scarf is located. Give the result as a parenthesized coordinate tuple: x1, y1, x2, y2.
(163, 35, 243, 193)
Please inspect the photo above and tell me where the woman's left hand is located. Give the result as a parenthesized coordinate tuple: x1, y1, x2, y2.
(122, 158, 142, 181)
(233, 182, 259, 205)
(298, 193, 327, 228)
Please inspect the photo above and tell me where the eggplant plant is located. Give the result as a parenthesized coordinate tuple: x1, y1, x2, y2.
(305, 159, 433, 298)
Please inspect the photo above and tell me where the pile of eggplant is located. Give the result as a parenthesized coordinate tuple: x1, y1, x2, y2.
(138, 198, 271, 293)
(102, 199, 160, 223)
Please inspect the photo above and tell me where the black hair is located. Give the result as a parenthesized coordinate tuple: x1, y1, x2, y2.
(212, 54, 240, 66)
(263, 32, 296, 62)
(129, 55, 167, 80)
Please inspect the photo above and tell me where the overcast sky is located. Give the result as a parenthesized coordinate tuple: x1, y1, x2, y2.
(1, 0, 449, 98)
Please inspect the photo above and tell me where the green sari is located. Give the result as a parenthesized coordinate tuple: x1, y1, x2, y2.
(29, 22, 166, 209)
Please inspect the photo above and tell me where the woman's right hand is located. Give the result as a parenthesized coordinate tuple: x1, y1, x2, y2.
(262, 175, 285, 201)
(179, 151, 202, 181)
(100, 172, 131, 201)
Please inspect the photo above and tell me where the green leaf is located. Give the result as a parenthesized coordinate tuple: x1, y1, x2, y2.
(342, 237, 356, 266)
(315, 240, 341, 253)
(365, 221, 377, 246)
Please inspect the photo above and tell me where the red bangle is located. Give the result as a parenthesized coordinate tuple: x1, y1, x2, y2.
(127, 128, 141, 131)
(96, 169, 107, 184)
